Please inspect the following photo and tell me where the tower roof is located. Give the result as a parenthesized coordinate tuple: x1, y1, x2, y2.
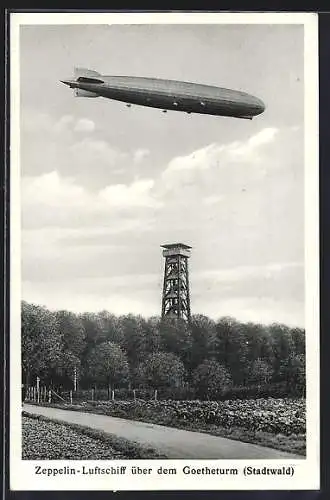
(161, 243, 192, 249)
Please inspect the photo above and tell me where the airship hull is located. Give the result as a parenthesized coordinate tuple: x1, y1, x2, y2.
(61, 71, 265, 119)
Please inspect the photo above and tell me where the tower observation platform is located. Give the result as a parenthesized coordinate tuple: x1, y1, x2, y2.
(161, 243, 192, 321)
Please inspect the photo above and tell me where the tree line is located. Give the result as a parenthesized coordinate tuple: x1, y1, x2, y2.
(22, 301, 305, 399)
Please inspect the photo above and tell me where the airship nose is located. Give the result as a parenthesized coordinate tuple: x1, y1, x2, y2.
(254, 96, 266, 114)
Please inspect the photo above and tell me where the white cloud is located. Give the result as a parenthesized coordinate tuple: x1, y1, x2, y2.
(158, 126, 299, 209)
(99, 179, 161, 208)
(162, 127, 279, 181)
(248, 127, 278, 148)
(53, 115, 74, 133)
(74, 118, 96, 133)
(22, 171, 87, 208)
(19, 24, 305, 325)
(198, 297, 304, 327)
(70, 138, 127, 166)
(195, 261, 303, 284)
(164, 143, 219, 175)
(133, 148, 150, 164)
(21, 118, 304, 324)
(22, 111, 54, 134)
(191, 262, 305, 316)
(22, 263, 304, 325)
(158, 128, 277, 202)
(21, 110, 154, 189)
(191, 261, 304, 326)
(227, 127, 278, 161)
(203, 195, 223, 205)
(22, 280, 158, 317)
(48, 115, 96, 134)
(22, 171, 161, 230)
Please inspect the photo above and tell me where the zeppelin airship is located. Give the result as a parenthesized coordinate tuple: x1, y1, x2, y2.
(60, 68, 265, 119)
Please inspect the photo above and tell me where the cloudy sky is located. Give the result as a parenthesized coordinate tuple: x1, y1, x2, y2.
(19, 22, 305, 326)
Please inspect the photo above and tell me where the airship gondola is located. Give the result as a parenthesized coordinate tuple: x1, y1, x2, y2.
(61, 68, 265, 119)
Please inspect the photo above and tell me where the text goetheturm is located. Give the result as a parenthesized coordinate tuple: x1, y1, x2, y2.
(34, 465, 295, 477)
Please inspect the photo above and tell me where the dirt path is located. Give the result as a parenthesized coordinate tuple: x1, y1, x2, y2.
(23, 404, 304, 460)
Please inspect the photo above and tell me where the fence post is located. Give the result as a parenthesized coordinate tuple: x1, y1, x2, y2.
(73, 367, 77, 392)
(70, 390, 73, 404)
(48, 390, 51, 403)
(36, 377, 40, 404)
(154, 389, 157, 401)
(133, 389, 136, 401)
(91, 388, 94, 401)
(111, 389, 115, 401)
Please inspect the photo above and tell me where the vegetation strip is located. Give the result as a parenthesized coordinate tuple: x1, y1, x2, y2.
(25, 398, 306, 456)
(22, 303, 305, 401)
(22, 411, 167, 460)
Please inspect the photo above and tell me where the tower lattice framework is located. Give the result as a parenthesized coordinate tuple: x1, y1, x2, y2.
(161, 243, 191, 321)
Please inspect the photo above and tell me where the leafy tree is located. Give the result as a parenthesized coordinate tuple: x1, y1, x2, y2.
(119, 314, 146, 368)
(269, 323, 295, 380)
(80, 312, 104, 346)
(290, 327, 305, 356)
(95, 310, 124, 345)
(215, 317, 249, 385)
(21, 301, 62, 385)
(55, 310, 86, 385)
(138, 352, 186, 390)
(21, 300, 306, 399)
(280, 354, 306, 396)
(86, 341, 129, 389)
(189, 314, 218, 370)
(55, 310, 85, 356)
(192, 359, 232, 399)
(143, 317, 162, 354)
(243, 322, 275, 363)
(159, 317, 193, 365)
(248, 358, 273, 385)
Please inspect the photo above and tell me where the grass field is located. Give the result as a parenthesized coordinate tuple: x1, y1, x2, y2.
(22, 412, 167, 460)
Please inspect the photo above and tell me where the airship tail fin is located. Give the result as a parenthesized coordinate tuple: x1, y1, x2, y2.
(74, 67, 101, 79)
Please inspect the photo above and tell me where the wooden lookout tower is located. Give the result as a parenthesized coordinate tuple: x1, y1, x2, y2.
(161, 243, 192, 321)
